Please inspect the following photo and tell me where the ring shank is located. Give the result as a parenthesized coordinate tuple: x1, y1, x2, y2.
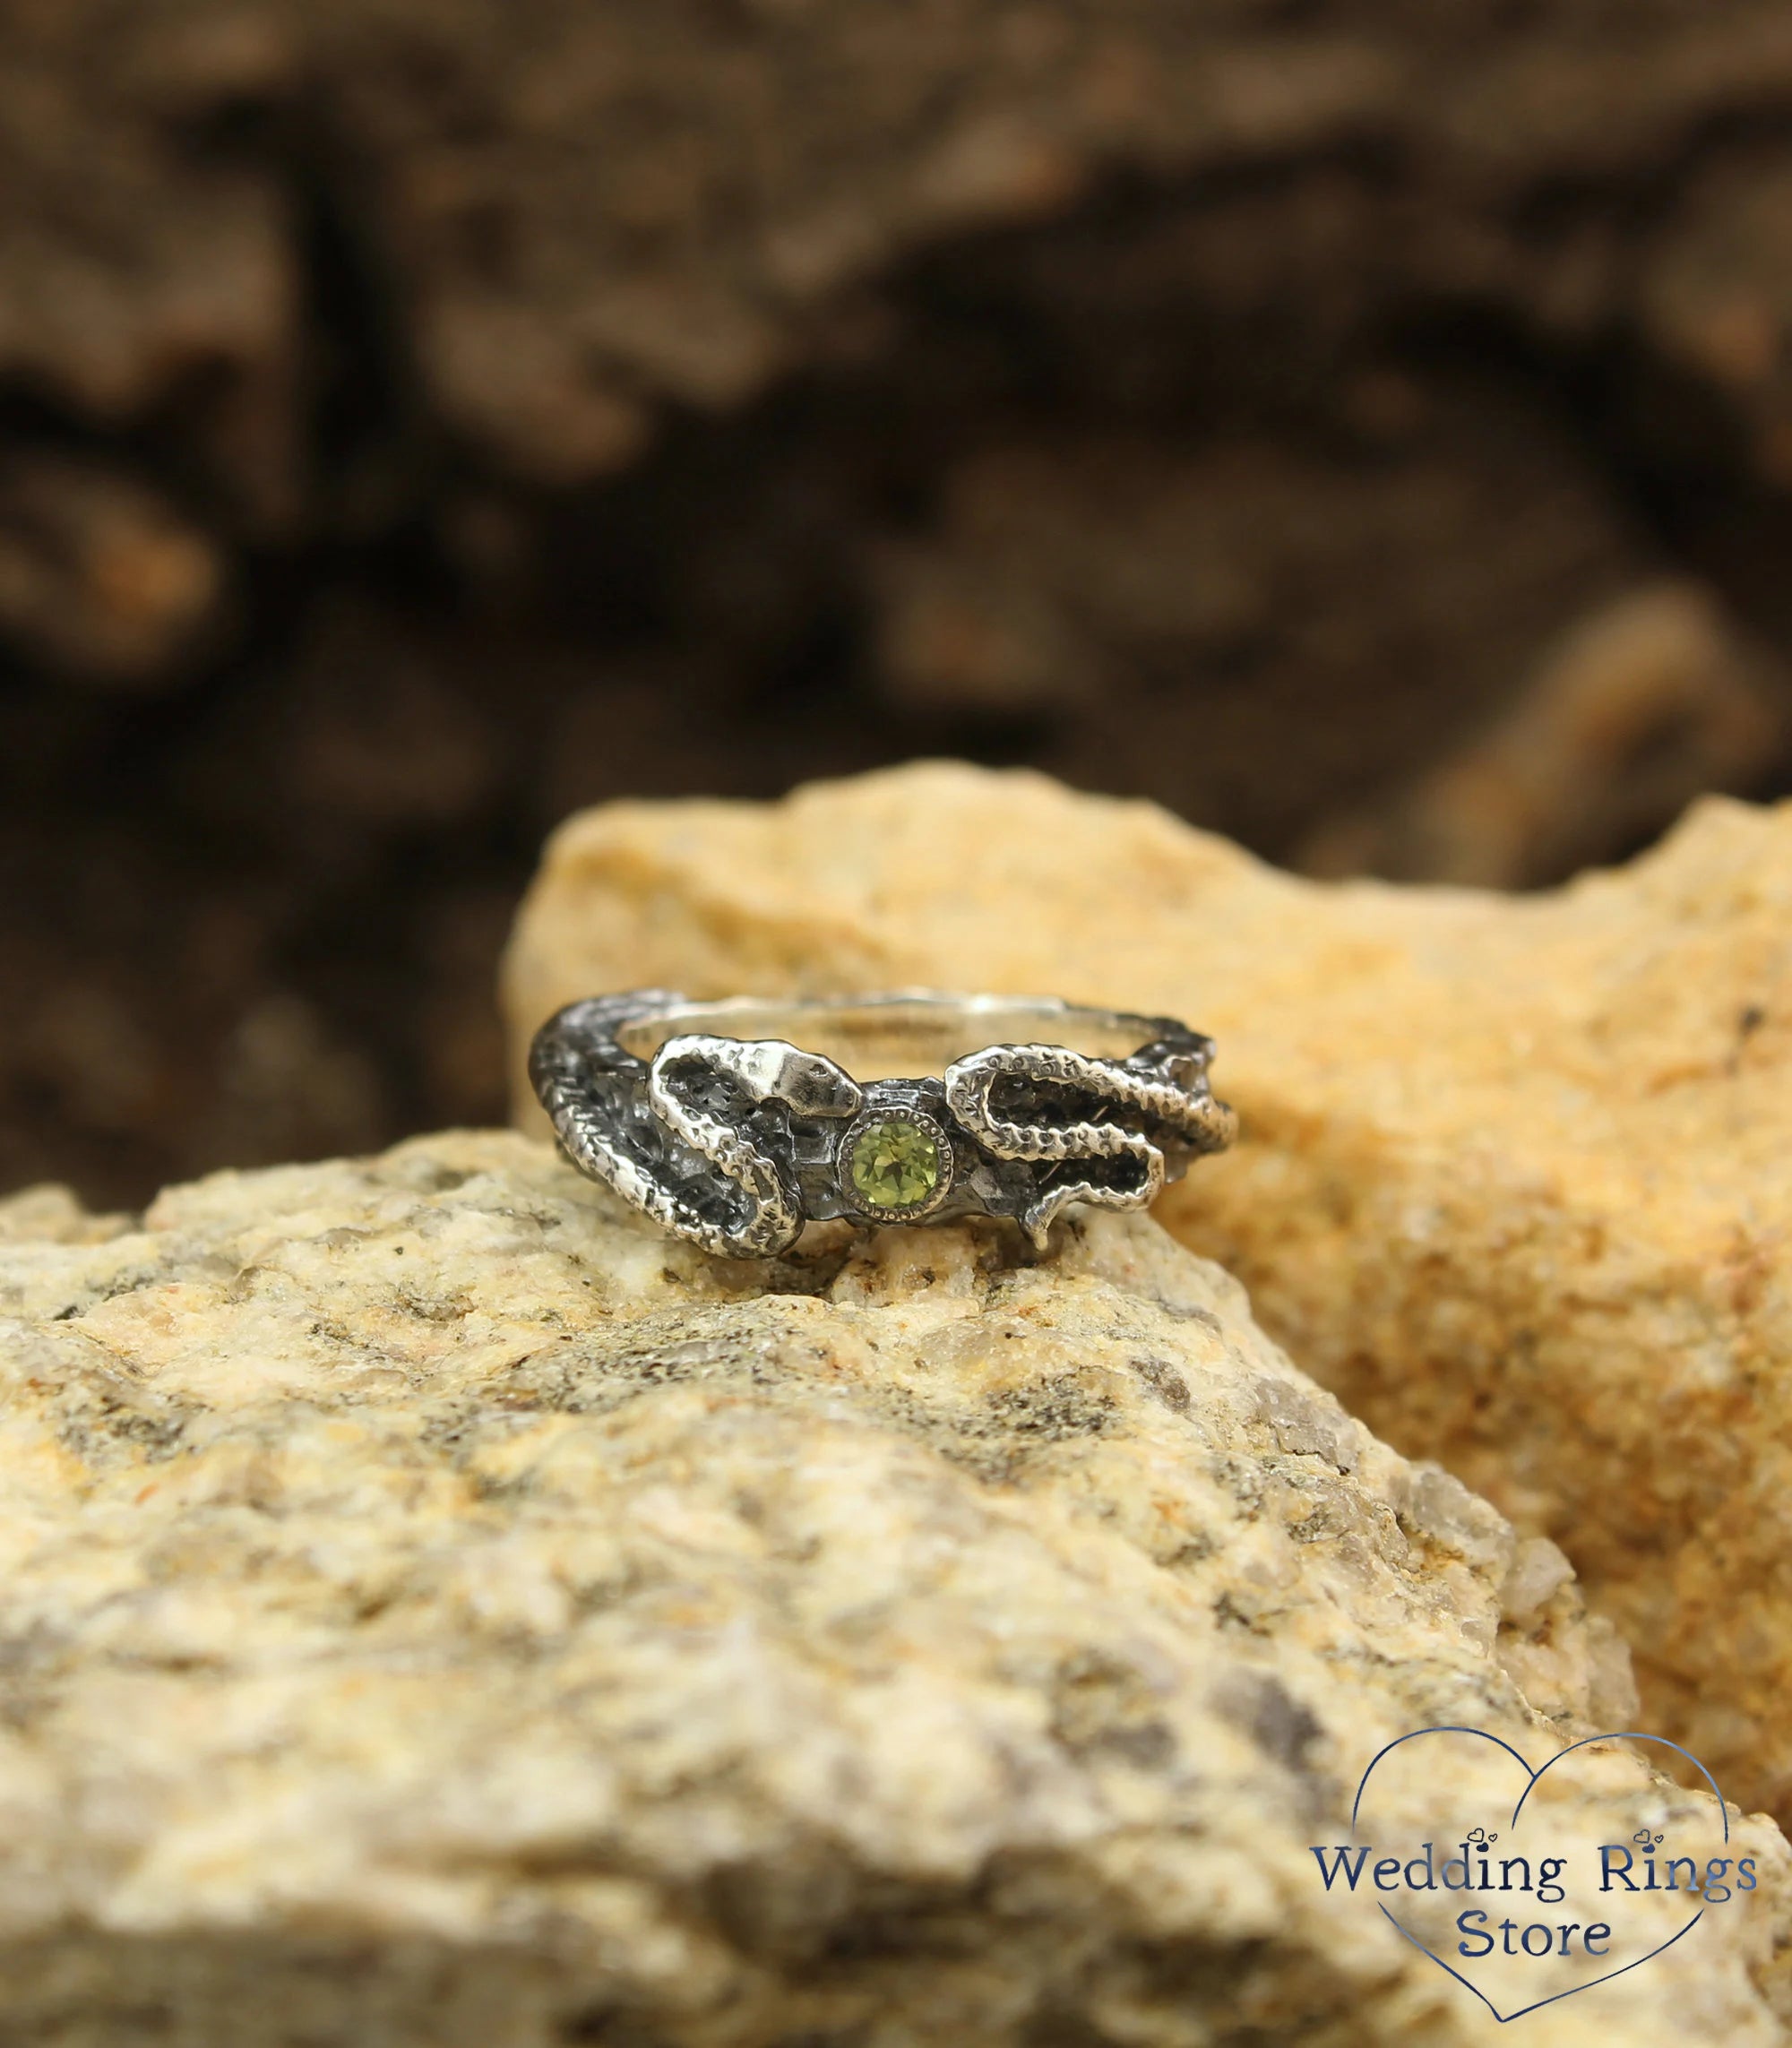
(615, 992, 1177, 1080)
(533, 988, 1231, 1258)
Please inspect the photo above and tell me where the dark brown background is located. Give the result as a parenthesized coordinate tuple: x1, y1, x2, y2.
(4, 0, 1792, 1209)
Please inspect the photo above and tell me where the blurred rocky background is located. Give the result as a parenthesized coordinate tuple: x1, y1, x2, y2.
(4, 0, 1792, 1208)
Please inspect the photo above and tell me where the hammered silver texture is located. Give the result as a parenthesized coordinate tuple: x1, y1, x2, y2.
(943, 1040, 1239, 1246)
(529, 992, 1236, 1258)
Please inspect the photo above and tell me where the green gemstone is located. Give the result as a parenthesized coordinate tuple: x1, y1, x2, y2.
(848, 1117, 942, 1212)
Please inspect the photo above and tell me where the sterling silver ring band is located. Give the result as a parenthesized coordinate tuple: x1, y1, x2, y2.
(530, 991, 1236, 1260)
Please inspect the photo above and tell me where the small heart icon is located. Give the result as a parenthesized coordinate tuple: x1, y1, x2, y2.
(1337, 1726, 1734, 2023)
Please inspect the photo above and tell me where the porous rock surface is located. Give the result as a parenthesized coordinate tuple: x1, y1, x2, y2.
(1, 1131, 1780, 2044)
(503, 763, 1792, 1820)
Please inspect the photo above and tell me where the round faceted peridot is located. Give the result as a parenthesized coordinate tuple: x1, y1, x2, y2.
(848, 1117, 942, 1212)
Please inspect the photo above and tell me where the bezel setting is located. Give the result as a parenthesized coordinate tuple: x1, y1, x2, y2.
(530, 990, 1236, 1259)
(836, 1106, 953, 1222)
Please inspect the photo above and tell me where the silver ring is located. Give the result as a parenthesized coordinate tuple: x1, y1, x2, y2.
(529, 991, 1236, 1259)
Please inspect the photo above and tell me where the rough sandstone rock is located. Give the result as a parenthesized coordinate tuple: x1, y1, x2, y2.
(0, 1130, 1785, 2044)
(502, 764, 1792, 1821)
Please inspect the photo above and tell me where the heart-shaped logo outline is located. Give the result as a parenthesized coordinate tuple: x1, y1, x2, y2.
(1350, 1726, 1727, 2024)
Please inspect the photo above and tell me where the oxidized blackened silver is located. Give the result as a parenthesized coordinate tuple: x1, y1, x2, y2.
(529, 992, 1236, 1258)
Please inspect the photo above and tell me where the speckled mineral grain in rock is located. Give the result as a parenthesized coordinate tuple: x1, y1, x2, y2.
(502, 763, 1792, 1827)
(0, 1132, 1785, 2044)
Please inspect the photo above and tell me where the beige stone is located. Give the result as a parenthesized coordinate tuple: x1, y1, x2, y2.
(0, 1183, 131, 1246)
(502, 763, 1792, 1820)
(0, 1129, 1783, 2043)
